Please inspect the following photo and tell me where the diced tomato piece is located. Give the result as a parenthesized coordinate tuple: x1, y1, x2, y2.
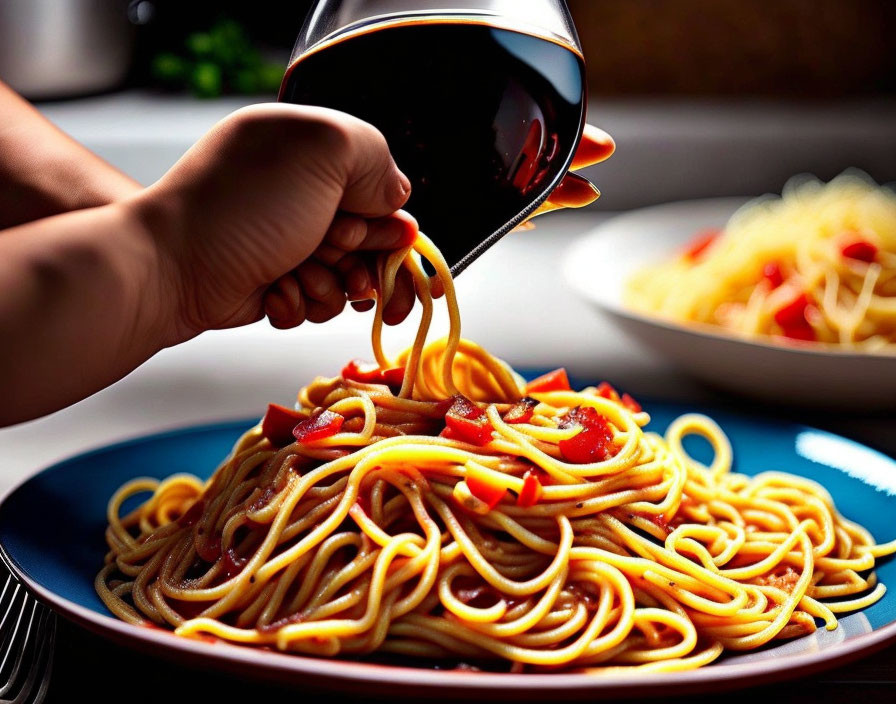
(447, 395, 483, 420)
(343, 360, 405, 392)
(558, 407, 615, 464)
(560, 406, 607, 431)
(840, 238, 877, 263)
(381, 367, 405, 389)
(774, 292, 812, 328)
(503, 397, 538, 424)
(683, 228, 721, 261)
(597, 382, 640, 412)
(762, 261, 784, 288)
(526, 368, 571, 393)
(516, 471, 543, 508)
(596, 381, 620, 402)
(293, 410, 344, 444)
(261, 403, 306, 446)
(780, 323, 816, 342)
(621, 393, 642, 413)
(466, 475, 507, 509)
(445, 395, 493, 446)
(341, 359, 384, 384)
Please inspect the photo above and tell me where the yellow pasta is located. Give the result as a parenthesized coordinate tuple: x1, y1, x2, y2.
(97, 233, 895, 672)
(626, 172, 896, 350)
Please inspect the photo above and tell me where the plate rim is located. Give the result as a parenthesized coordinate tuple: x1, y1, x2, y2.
(562, 196, 896, 362)
(2, 414, 895, 695)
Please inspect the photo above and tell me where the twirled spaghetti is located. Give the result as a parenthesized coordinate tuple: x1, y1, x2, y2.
(97, 233, 895, 672)
(626, 173, 896, 350)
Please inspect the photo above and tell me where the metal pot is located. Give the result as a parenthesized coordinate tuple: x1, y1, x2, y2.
(0, 0, 135, 99)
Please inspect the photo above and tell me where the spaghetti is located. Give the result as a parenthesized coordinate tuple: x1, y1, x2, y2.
(626, 173, 896, 350)
(97, 233, 895, 672)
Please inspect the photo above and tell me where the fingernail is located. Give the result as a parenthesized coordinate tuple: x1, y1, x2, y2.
(347, 267, 371, 297)
(385, 212, 418, 248)
(391, 171, 412, 208)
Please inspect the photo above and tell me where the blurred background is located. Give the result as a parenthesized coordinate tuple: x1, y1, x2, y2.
(2, 0, 893, 208)
(1, 0, 894, 481)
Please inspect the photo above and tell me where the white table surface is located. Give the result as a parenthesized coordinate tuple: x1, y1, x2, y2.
(1, 93, 893, 494)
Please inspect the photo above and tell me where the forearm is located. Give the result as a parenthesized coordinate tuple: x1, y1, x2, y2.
(0, 81, 140, 228)
(0, 201, 176, 425)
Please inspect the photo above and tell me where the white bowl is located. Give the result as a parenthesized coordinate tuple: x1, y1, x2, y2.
(563, 198, 896, 411)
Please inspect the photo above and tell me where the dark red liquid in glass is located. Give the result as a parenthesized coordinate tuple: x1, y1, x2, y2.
(280, 21, 586, 271)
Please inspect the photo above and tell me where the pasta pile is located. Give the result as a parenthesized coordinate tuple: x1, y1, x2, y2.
(626, 173, 896, 350)
(97, 234, 895, 672)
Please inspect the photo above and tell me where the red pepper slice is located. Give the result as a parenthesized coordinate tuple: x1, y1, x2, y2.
(558, 407, 615, 464)
(683, 228, 721, 261)
(516, 470, 543, 508)
(596, 381, 620, 402)
(341, 359, 384, 384)
(774, 292, 817, 341)
(381, 367, 405, 389)
(342, 360, 405, 391)
(293, 410, 345, 444)
(261, 403, 306, 446)
(466, 475, 507, 509)
(503, 397, 538, 424)
(526, 368, 571, 393)
(621, 393, 642, 413)
(774, 292, 812, 328)
(762, 261, 784, 288)
(445, 395, 494, 446)
(780, 323, 816, 342)
(596, 383, 640, 413)
(840, 238, 877, 263)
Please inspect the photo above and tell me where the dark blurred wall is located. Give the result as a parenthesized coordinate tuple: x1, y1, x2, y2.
(138, 0, 310, 48)
(131, 0, 312, 82)
(134, 0, 895, 97)
(569, 0, 896, 96)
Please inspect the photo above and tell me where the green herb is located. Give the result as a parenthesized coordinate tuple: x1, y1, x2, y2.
(151, 19, 284, 98)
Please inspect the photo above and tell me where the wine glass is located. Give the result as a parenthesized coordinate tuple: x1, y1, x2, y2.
(280, 0, 589, 275)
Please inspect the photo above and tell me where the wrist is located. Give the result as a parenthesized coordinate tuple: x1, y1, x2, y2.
(115, 190, 194, 349)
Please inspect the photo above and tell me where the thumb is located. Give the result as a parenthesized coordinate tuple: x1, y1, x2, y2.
(333, 115, 411, 217)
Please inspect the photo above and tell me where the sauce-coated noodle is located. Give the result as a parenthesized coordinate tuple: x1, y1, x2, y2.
(98, 234, 895, 672)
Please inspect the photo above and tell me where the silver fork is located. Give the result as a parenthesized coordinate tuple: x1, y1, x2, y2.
(0, 553, 55, 704)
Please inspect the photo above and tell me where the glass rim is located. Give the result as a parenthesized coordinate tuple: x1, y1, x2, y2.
(289, 10, 583, 66)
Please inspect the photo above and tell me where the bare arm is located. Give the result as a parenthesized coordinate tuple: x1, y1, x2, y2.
(0, 80, 140, 228)
(0, 202, 171, 424)
(0, 104, 416, 426)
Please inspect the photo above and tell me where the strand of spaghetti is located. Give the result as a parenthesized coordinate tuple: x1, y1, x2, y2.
(96, 223, 896, 672)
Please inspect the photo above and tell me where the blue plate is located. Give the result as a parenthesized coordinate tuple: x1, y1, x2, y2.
(1, 402, 894, 697)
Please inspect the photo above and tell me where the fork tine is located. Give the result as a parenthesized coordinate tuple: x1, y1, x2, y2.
(6, 606, 54, 704)
(0, 556, 56, 704)
(0, 596, 34, 697)
(0, 578, 16, 634)
(24, 610, 55, 704)
(0, 586, 28, 679)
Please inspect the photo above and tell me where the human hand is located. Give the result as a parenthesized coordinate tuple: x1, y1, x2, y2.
(132, 103, 421, 346)
(535, 124, 616, 215)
